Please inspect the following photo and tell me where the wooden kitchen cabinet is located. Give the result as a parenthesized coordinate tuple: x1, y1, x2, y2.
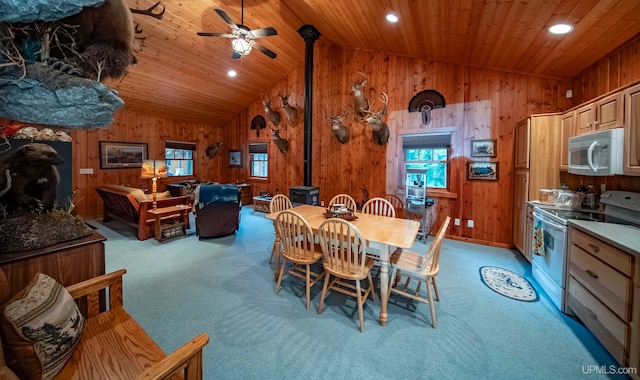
(567, 227, 636, 368)
(559, 110, 574, 170)
(575, 92, 624, 136)
(624, 83, 640, 175)
(512, 170, 529, 255)
(514, 119, 530, 169)
(512, 114, 560, 258)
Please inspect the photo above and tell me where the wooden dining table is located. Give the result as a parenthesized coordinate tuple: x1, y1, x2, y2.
(266, 204, 421, 326)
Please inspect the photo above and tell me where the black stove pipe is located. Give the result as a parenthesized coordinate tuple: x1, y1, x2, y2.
(297, 25, 321, 187)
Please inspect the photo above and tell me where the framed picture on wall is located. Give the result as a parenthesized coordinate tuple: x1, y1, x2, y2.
(471, 139, 497, 157)
(99, 141, 148, 169)
(229, 150, 242, 168)
(468, 161, 498, 181)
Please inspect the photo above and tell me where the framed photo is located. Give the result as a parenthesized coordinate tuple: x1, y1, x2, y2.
(468, 161, 498, 181)
(229, 150, 242, 167)
(99, 141, 148, 169)
(471, 139, 497, 157)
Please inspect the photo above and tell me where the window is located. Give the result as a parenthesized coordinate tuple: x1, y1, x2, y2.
(249, 143, 268, 178)
(403, 133, 451, 189)
(165, 141, 195, 177)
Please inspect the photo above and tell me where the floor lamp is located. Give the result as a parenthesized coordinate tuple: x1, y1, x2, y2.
(141, 160, 168, 210)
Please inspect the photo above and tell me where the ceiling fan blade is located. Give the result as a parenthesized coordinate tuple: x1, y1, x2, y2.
(255, 43, 277, 59)
(250, 27, 278, 38)
(197, 32, 235, 38)
(215, 8, 238, 30)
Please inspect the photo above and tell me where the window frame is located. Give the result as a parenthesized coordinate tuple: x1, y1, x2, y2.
(404, 146, 451, 190)
(249, 142, 269, 180)
(165, 140, 196, 178)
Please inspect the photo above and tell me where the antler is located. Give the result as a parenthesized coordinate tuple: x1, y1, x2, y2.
(130, 1, 165, 19)
(378, 92, 388, 117)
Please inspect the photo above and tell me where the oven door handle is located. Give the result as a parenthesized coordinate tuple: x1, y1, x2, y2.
(533, 213, 566, 232)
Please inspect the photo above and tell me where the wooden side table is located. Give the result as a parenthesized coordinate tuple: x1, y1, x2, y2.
(148, 205, 191, 241)
(253, 196, 272, 213)
(238, 184, 252, 205)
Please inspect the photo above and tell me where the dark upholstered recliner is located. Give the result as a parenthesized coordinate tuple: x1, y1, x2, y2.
(194, 184, 241, 238)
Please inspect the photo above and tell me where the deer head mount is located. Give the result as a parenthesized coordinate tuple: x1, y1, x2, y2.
(350, 71, 369, 120)
(270, 128, 289, 154)
(361, 92, 390, 145)
(278, 93, 299, 126)
(262, 100, 281, 127)
(206, 142, 223, 158)
(326, 107, 350, 144)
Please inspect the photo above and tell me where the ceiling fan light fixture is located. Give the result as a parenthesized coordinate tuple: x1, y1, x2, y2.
(232, 38, 253, 55)
(548, 23, 573, 35)
(386, 13, 398, 23)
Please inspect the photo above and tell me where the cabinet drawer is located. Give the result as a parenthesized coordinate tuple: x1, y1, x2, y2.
(570, 245, 632, 321)
(567, 276, 628, 365)
(570, 228, 633, 276)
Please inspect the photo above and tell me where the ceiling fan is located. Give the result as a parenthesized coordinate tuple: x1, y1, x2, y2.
(197, 0, 278, 59)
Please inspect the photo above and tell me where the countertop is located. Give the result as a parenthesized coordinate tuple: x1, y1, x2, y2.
(568, 220, 640, 255)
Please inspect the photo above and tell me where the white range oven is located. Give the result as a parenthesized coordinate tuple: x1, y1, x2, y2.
(531, 191, 640, 313)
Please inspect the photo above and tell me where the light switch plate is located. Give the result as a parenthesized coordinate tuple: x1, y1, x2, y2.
(454, 218, 460, 226)
(79, 168, 93, 174)
(467, 220, 474, 228)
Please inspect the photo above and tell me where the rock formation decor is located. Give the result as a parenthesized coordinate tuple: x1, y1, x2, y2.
(0, 0, 162, 128)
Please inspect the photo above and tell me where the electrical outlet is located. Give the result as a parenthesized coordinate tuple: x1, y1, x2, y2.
(468, 220, 474, 228)
(454, 218, 460, 226)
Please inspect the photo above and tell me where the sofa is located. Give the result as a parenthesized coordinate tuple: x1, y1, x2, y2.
(194, 184, 241, 238)
(95, 185, 191, 240)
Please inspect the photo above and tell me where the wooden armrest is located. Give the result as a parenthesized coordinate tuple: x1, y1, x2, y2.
(136, 334, 209, 380)
(66, 269, 126, 317)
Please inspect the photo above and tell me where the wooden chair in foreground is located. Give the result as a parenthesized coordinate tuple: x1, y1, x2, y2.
(387, 216, 451, 328)
(317, 218, 376, 332)
(274, 211, 325, 309)
(269, 194, 293, 267)
(384, 194, 405, 218)
(328, 194, 357, 211)
(0, 269, 209, 379)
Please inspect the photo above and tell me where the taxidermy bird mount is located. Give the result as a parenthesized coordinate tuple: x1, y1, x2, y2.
(197, 0, 278, 59)
(408, 90, 446, 125)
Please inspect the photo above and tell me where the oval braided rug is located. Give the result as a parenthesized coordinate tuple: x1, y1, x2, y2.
(479, 266, 538, 302)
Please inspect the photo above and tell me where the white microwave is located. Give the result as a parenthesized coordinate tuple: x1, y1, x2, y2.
(567, 128, 624, 176)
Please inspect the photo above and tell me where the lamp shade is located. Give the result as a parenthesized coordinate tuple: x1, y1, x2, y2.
(141, 160, 168, 179)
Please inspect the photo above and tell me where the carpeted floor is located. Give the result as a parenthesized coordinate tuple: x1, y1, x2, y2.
(90, 206, 625, 380)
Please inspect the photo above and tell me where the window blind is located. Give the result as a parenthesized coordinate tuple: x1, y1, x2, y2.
(166, 141, 196, 150)
(402, 132, 451, 149)
(249, 143, 268, 154)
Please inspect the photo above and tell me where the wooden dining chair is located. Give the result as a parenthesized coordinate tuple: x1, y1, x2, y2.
(317, 218, 376, 332)
(362, 197, 396, 217)
(328, 194, 357, 211)
(361, 197, 396, 263)
(269, 194, 293, 266)
(387, 216, 451, 328)
(274, 210, 325, 309)
(384, 194, 405, 218)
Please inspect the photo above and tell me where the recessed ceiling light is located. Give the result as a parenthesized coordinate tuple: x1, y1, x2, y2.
(227, 70, 237, 77)
(548, 23, 573, 35)
(386, 13, 398, 23)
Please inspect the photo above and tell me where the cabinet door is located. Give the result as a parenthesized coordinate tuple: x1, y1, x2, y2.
(624, 83, 640, 175)
(560, 111, 574, 170)
(596, 92, 624, 131)
(576, 103, 596, 135)
(515, 119, 530, 169)
(524, 205, 533, 262)
(512, 170, 529, 254)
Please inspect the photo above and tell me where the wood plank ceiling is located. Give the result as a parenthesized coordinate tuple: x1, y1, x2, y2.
(111, 0, 640, 126)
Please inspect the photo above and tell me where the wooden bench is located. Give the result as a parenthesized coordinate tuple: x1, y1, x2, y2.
(0, 269, 209, 379)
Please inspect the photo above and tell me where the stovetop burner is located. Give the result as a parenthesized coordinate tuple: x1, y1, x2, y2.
(534, 190, 640, 228)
